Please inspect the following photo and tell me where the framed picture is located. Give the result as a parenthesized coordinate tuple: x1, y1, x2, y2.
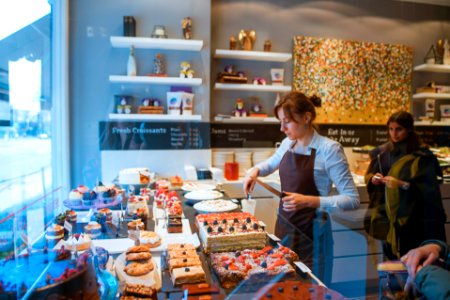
(293, 36, 413, 124)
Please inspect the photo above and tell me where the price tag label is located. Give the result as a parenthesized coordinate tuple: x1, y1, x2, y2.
(267, 233, 280, 242)
(64, 221, 73, 235)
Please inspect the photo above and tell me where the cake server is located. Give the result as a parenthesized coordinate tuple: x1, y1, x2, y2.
(255, 178, 285, 197)
(294, 261, 327, 287)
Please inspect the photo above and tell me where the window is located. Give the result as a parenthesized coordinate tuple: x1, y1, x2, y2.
(0, 0, 68, 258)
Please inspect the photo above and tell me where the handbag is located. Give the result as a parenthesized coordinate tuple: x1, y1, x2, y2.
(364, 204, 390, 240)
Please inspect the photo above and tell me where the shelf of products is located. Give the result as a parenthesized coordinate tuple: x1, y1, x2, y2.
(413, 63, 450, 73)
(412, 92, 450, 99)
(109, 113, 202, 121)
(414, 120, 450, 126)
(110, 36, 204, 51)
(109, 75, 203, 86)
(214, 115, 279, 123)
(214, 83, 291, 92)
(214, 49, 292, 62)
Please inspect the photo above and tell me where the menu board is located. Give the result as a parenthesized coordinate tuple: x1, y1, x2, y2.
(99, 122, 449, 150)
(210, 123, 449, 148)
(99, 121, 210, 150)
(210, 123, 285, 148)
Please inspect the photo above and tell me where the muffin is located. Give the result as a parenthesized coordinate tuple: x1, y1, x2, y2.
(67, 189, 82, 206)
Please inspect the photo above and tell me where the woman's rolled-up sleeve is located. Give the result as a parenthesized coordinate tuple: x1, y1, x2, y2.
(319, 143, 360, 210)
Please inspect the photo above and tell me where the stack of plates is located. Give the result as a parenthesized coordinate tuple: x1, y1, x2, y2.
(235, 152, 252, 177)
(212, 151, 234, 169)
(252, 150, 274, 166)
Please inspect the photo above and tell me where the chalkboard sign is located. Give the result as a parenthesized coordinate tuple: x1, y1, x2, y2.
(211, 123, 285, 148)
(99, 122, 448, 150)
(210, 123, 449, 148)
(99, 121, 210, 150)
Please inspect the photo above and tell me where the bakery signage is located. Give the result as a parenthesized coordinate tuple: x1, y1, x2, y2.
(210, 123, 449, 148)
(99, 121, 210, 150)
(210, 123, 285, 148)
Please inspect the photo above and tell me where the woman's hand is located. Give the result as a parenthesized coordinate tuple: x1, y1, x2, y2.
(281, 192, 320, 212)
(371, 173, 384, 186)
(243, 168, 259, 197)
(382, 176, 410, 190)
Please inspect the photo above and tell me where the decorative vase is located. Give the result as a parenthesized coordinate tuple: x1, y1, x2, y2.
(443, 39, 450, 65)
(127, 46, 137, 76)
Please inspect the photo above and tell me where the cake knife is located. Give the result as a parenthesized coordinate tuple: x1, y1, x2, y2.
(255, 178, 285, 198)
(294, 261, 327, 288)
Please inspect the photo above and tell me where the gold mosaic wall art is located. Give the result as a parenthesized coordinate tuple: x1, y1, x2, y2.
(293, 36, 413, 124)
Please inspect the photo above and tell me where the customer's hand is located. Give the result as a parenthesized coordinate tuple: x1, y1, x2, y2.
(281, 192, 320, 212)
(383, 176, 410, 190)
(243, 168, 259, 197)
(401, 243, 441, 295)
(371, 173, 384, 186)
(401, 243, 442, 280)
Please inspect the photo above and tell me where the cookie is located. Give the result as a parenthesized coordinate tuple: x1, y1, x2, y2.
(126, 245, 150, 254)
(124, 283, 156, 298)
(124, 261, 154, 276)
(126, 252, 152, 261)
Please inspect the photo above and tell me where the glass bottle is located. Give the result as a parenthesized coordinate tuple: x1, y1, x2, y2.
(127, 46, 137, 76)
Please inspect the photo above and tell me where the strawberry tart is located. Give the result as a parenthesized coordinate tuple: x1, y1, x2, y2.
(210, 245, 299, 289)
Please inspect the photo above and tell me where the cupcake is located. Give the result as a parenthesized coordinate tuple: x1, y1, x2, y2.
(68, 189, 82, 206)
(82, 191, 97, 207)
(100, 187, 116, 204)
(94, 181, 108, 195)
(46, 224, 64, 245)
(127, 219, 145, 231)
(77, 185, 90, 194)
(84, 221, 102, 238)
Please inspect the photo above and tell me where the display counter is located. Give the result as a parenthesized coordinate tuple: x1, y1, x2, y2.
(1, 184, 349, 300)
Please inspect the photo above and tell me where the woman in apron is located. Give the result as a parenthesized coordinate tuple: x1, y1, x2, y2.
(243, 92, 360, 279)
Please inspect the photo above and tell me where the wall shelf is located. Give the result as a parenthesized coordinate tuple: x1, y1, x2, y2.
(414, 121, 450, 126)
(109, 113, 202, 121)
(214, 115, 279, 123)
(109, 75, 202, 86)
(110, 36, 204, 51)
(413, 64, 450, 73)
(214, 83, 291, 92)
(214, 49, 292, 62)
(412, 92, 450, 99)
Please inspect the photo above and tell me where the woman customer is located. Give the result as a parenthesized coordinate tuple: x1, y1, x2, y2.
(243, 91, 359, 273)
(365, 111, 446, 259)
